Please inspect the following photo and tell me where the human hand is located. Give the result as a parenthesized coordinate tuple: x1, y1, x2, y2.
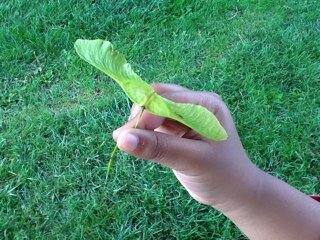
(113, 83, 320, 239)
(113, 83, 260, 213)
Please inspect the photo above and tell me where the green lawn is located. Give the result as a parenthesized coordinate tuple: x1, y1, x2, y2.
(1, 0, 319, 239)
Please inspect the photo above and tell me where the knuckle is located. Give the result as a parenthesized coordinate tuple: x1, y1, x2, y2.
(197, 92, 223, 115)
(130, 103, 137, 112)
(212, 92, 222, 99)
(202, 91, 222, 100)
(150, 134, 168, 164)
(200, 92, 215, 105)
(129, 104, 141, 120)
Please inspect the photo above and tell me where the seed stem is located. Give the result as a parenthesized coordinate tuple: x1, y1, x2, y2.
(107, 107, 144, 177)
(134, 106, 144, 128)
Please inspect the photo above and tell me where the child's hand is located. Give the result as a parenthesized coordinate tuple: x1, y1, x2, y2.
(113, 83, 320, 240)
(113, 83, 259, 212)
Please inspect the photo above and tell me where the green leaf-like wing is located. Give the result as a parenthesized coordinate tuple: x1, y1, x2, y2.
(147, 94, 228, 140)
(74, 39, 154, 106)
(74, 39, 227, 140)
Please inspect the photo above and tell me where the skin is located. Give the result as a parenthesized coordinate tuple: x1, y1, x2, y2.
(113, 83, 320, 240)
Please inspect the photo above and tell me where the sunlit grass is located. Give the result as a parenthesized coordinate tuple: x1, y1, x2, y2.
(1, 0, 319, 238)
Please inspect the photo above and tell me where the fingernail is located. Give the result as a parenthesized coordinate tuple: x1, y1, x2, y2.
(129, 106, 140, 120)
(113, 128, 122, 139)
(118, 132, 139, 152)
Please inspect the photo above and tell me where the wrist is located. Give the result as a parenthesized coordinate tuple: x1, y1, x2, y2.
(212, 160, 264, 215)
(217, 165, 320, 240)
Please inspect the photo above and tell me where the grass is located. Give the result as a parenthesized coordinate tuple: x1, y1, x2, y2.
(1, 0, 319, 238)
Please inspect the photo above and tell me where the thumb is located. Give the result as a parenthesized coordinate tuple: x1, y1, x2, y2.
(116, 128, 209, 172)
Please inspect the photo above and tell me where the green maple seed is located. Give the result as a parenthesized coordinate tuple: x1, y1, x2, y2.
(74, 39, 228, 141)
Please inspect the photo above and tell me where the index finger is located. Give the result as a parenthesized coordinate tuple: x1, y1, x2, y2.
(129, 83, 189, 120)
(114, 84, 191, 140)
